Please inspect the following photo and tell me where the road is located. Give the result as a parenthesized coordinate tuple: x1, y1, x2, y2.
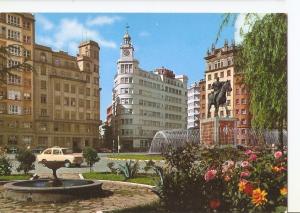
(6, 153, 162, 175)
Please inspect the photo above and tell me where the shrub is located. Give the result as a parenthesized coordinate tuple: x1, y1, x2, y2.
(118, 160, 139, 180)
(83, 147, 100, 172)
(107, 162, 118, 173)
(16, 149, 36, 175)
(0, 155, 12, 176)
(144, 160, 155, 173)
(154, 144, 287, 212)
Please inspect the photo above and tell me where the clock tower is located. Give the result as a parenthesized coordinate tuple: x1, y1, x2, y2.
(120, 26, 134, 60)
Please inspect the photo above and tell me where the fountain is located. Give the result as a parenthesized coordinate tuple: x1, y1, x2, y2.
(2, 161, 102, 202)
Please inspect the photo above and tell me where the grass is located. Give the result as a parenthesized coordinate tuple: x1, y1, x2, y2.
(107, 154, 164, 161)
(0, 174, 30, 181)
(82, 172, 157, 186)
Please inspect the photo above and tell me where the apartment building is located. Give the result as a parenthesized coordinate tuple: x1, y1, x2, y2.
(0, 13, 35, 149)
(112, 30, 188, 151)
(0, 13, 101, 151)
(187, 82, 200, 129)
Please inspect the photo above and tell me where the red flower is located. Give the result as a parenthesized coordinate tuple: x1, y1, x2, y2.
(245, 150, 253, 155)
(209, 199, 221, 209)
(240, 170, 250, 178)
(244, 182, 254, 196)
(274, 151, 283, 159)
(248, 154, 257, 161)
(204, 169, 217, 182)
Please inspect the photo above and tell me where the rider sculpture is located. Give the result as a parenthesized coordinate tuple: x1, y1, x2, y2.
(208, 77, 232, 118)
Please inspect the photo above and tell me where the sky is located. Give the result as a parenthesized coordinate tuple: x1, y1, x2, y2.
(35, 13, 240, 120)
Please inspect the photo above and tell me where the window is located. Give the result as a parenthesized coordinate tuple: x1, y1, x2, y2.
(208, 84, 211, 90)
(64, 111, 69, 120)
(79, 87, 84, 95)
(7, 15, 20, 26)
(86, 100, 90, 109)
(41, 66, 46, 75)
(241, 109, 247, 115)
(214, 73, 218, 79)
(55, 83, 60, 91)
(71, 111, 76, 120)
(86, 113, 91, 120)
(7, 29, 20, 41)
(39, 123, 47, 131)
(71, 98, 76, 107)
(23, 35, 31, 44)
(79, 112, 84, 120)
(241, 99, 247, 104)
(64, 97, 69, 106)
(44, 149, 52, 154)
(55, 110, 61, 119)
(236, 99, 240, 105)
(236, 88, 240, 95)
(8, 45, 21, 56)
(8, 90, 21, 100)
(40, 80, 46, 90)
(86, 88, 90, 96)
(64, 84, 69, 93)
(236, 109, 239, 115)
(53, 149, 60, 155)
(41, 109, 47, 117)
(23, 21, 31, 30)
(8, 74, 21, 85)
(86, 75, 90, 83)
(227, 70, 231, 77)
(23, 49, 31, 58)
(41, 94, 47, 104)
(71, 85, 76, 94)
(220, 71, 224, 78)
(8, 105, 21, 114)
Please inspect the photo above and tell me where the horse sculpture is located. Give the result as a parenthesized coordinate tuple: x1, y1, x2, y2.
(208, 80, 232, 117)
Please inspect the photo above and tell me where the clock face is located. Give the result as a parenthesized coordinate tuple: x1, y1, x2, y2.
(123, 49, 130, 56)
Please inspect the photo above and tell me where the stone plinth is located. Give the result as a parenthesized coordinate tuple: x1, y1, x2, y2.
(200, 117, 236, 145)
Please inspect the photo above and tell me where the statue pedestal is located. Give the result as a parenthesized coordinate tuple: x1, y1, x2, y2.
(200, 117, 237, 146)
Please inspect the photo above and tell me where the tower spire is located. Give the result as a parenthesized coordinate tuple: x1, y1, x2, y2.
(123, 24, 131, 45)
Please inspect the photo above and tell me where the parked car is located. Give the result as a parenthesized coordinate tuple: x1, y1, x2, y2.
(36, 146, 83, 167)
(32, 146, 46, 154)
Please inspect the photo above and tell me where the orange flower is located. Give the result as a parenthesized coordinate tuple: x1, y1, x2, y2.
(272, 166, 281, 172)
(209, 199, 221, 209)
(252, 188, 268, 206)
(280, 187, 287, 196)
(238, 180, 247, 192)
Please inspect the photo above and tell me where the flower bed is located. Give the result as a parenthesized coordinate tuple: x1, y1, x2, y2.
(153, 145, 287, 212)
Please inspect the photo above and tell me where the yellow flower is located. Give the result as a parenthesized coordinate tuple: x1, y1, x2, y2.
(280, 187, 287, 196)
(252, 188, 268, 206)
(238, 180, 247, 192)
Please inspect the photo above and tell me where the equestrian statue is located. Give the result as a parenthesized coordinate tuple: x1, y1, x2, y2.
(208, 77, 232, 118)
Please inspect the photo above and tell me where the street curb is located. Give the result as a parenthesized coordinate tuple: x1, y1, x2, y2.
(79, 174, 154, 189)
(106, 157, 165, 163)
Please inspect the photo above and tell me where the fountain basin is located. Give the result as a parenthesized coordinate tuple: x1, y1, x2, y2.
(3, 179, 103, 202)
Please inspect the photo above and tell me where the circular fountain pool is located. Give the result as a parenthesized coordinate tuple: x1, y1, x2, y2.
(3, 179, 103, 202)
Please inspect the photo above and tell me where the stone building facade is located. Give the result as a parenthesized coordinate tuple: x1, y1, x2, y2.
(112, 30, 188, 151)
(187, 81, 200, 129)
(0, 13, 101, 151)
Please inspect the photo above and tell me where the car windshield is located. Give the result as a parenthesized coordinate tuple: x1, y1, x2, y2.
(62, 149, 73, 154)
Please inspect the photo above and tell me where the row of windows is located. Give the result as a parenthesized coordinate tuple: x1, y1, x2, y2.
(207, 58, 233, 71)
(236, 98, 247, 105)
(0, 121, 32, 128)
(139, 99, 161, 108)
(236, 109, 248, 115)
(139, 110, 161, 118)
(8, 45, 31, 58)
(120, 77, 133, 84)
(120, 64, 133, 74)
(142, 120, 160, 127)
(53, 82, 99, 97)
(207, 70, 231, 80)
(165, 95, 182, 104)
(120, 88, 133, 94)
(6, 15, 31, 29)
(165, 86, 182, 95)
(139, 79, 161, 90)
(52, 110, 99, 121)
(6, 29, 31, 43)
(165, 113, 182, 121)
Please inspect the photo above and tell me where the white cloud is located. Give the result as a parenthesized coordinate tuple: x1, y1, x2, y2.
(234, 13, 266, 44)
(87, 15, 122, 26)
(139, 31, 150, 37)
(36, 16, 117, 55)
(35, 14, 54, 31)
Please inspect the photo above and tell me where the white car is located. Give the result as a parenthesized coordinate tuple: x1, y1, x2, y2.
(37, 147, 83, 167)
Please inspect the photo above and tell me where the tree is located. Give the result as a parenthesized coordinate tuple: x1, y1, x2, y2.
(0, 44, 33, 84)
(83, 147, 100, 172)
(15, 149, 36, 174)
(102, 124, 114, 149)
(218, 14, 287, 149)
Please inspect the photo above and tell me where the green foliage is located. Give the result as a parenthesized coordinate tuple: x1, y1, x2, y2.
(236, 14, 287, 148)
(102, 124, 114, 149)
(0, 174, 30, 181)
(107, 162, 118, 173)
(108, 154, 163, 161)
(83, 147, 100, 172)
(144, 160, 156, 173)
(0, 155, 12, 176)
(118, 160, 140, 180)
(0, 44, 33, 84)
(15, 149, 36, 175)
(155, 144, 287, 212)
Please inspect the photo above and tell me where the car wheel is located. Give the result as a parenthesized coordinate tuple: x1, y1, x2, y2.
(65, 161, 71, 168)
(41, 159, 47, 166)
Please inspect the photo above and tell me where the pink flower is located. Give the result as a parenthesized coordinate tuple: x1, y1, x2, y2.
(248, 154, 257, 161)
(204, 169, 217, 182)
(241, 161, 250, 168)
(245, 150, 253, 155)
(240, 171, 250, 178)
(274, 151, 283, 159)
